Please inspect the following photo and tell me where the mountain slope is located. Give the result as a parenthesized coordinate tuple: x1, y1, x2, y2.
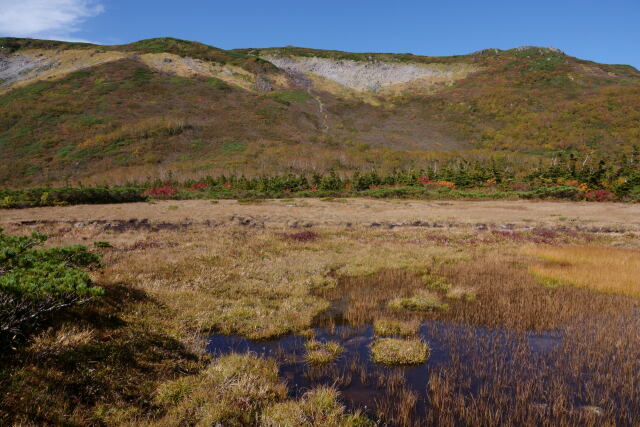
(0, 37, 639, 186)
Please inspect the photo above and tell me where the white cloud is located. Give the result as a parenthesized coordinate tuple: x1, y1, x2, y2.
(0, 0, 104, 41)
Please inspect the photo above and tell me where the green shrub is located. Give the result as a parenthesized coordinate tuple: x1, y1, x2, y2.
(0, 229, 102, 344)
(521, 186, 581, 200)
(0, 187, 146, 208)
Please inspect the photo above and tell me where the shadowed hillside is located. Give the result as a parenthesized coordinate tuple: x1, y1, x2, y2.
(1, 37, 639, 186)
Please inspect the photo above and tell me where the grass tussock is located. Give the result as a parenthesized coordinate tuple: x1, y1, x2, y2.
(260, 386, 370, 426)
(373, 318, 419, 337)
(523, 245, 640, 296)
(305, 340, 344, 364)
(423, 274, 452, 291)
(371, 338, 429, 365)
(155, 353, 286, 426)
(388, 290, 448, 312)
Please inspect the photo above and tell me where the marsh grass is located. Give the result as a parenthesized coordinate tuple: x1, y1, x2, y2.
(155, 353, 286, 425)
(3, 218, 640, 425)
(523, 245, 640, 296)
(445, 286, 477, 301)
(370, 338, 429, 365)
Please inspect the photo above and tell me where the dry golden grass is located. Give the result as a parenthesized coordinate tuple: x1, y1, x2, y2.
(153, 353, 286, 426)
(260, 387, 369, 426)
(523, 245, 640, 296)
(80, 117, 190, 148)
(97, 226, 462, 339)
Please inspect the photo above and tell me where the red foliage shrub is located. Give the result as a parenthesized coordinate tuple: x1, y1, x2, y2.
(189, 183, 208, 191)
(585, 189, 615, 202)
(145, 184, 176, 197)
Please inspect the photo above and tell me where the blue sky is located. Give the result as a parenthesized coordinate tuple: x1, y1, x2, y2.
(1, 0, 639, 68)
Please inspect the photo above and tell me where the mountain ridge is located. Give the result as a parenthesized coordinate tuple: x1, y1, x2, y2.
(0, 37, 638, 186)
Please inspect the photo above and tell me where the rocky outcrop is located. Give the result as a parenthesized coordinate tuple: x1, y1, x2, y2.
(264, 55, 476, 92)
(0, 53, 59, 86)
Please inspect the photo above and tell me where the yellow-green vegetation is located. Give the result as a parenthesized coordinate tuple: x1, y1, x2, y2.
(305, 339, 345, 364)
(155, 353, 286, 425)
(266, 90, 311, 105)
(388, 290, 449, 312)
(371, 338, 430, 365)
(373, 318, 419, 337)
(523, 245, 640, 297)
(445, 286, 477, 301)
(261, 387, 371, 426)
(423, 274, 452, 291)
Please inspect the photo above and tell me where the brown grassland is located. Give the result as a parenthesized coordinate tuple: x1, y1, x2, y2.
(1, 198, 640, 425)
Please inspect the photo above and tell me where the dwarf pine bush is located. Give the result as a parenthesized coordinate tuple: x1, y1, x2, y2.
(0, 228, 102, 344)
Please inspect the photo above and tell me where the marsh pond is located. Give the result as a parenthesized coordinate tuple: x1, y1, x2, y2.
(208, 268, 640, 425)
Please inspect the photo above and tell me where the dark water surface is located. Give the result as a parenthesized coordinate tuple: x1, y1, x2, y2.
(204, 268, 640, 425)
(207, 321, 562, 423)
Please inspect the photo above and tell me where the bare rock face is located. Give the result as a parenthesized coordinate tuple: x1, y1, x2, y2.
(514, 46, 565, 54)
(265, 55, 474, 92)
(254, 74, 273, 92)
(0, 54, 56, 86)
